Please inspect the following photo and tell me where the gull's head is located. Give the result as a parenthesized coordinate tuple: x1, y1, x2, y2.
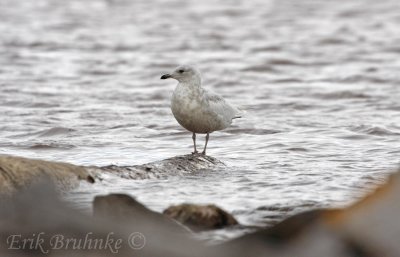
(160, 65, 201, 83)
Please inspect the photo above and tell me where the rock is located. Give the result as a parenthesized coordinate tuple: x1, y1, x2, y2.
(92, 194, 208, 257)
(89, 154, 224, 180)
(163, 204, 238, 231)
(228, 209, 338, 243)
(323, 170, 400, 257)
(93, 194, 190, 236)
(218, 209, 374, 257)
(0, 154, 224, 194)
(0, 181, 133, 257)
(0, 155, 94, 194)
(218, 223, 359, 257)
(0, 182, 208, 257)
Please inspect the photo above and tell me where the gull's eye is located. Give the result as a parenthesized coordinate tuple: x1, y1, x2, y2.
(178, 69, 184, 73)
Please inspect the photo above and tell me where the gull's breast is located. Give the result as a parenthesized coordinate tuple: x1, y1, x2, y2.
(171, 87, 227, 134)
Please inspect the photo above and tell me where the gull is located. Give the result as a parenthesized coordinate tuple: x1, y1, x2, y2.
(161, 65, 241, 155)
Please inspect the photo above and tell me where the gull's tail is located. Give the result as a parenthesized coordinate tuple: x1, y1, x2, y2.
(233, 106, 246, 119)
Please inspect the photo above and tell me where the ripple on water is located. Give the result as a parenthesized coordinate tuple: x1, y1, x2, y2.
(241, 64, 279, 73)
(350, 125, 400, 136)
(36, 127, 76, 137)
(312, 91, 370, 100)
(28, 142, 76, 150)
(224, 128, 281, 135)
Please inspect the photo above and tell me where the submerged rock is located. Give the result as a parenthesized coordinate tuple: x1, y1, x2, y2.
(0, 155, 94, 194)
(0, 154, 224, 194)
(89, 154, 225, 179)
(164, 204, 238, 231)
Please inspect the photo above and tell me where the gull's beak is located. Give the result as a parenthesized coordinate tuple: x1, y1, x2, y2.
(160, 74, 172, 80)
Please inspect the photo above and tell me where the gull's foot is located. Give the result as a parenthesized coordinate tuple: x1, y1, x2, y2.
(192, 151, 199, 154)
(201, 151, 206, 155)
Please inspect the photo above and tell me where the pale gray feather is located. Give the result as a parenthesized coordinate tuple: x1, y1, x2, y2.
(204, 90, 240, 123)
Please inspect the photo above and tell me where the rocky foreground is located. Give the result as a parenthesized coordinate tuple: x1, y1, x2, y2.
(0, 154, 399, 256)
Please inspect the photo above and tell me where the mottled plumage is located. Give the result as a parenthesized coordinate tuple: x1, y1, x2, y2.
(161, 65, 240, 154)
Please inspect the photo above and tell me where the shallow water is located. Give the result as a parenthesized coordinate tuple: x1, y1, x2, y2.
(1, 0, 400, 240)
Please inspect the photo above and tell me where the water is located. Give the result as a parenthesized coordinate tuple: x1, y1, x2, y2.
(1, 0, 400, 240)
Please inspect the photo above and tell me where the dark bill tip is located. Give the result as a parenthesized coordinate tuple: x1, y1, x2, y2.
(160, 74, 172, 80)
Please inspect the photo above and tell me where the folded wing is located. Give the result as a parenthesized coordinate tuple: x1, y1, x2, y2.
(204, 91, 241, 124)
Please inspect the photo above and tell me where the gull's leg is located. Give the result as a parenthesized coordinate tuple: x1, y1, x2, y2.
(202, 132, 210, 155)
(192, 132, 198, 154)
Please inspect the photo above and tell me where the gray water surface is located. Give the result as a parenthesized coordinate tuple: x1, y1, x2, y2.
(1, 0, 400, 240)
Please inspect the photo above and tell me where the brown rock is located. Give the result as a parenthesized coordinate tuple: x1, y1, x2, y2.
(163, 204, 238, 231)
(0, 155, 94, 194)
(230, 209, 340, 244)
(323, 170, 400, 257)
(93, 194, 190, 236)
(0, 182, 209, 257)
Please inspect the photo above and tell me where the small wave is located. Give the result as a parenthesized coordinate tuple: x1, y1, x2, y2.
(268, 58, 332, 67)
(250, 46, 282, 53)
(38, 127, 76, 137)
(26, 102, 61, 108)
(317, 37, 350, 45)
(242, 59, 331, 73)
(28, 143, 76, 149)
(2, 40, 68, 51)
(256, 205, 295, 212)
(241, 64, 278, 73)
(351, 125, 400, 136)
(313, 91, 370, 100)
(279, 102, 316, 110)
(80, 69, 116, 76)
(0, 100, 23, 107)
(267, 58, 301, 66)
(338, 134, 369, 140)
(338, 9, 364, 18)
(80, 43, 139, 53)
(269, 78, 304, 84)
(286, 147, 308, 152)
(335, 75, 392, 84)
(384, 46, 400, 53)
(9, 127, 76, 139)
(109, 123, 139, 129)
(224, 128, 281, 135)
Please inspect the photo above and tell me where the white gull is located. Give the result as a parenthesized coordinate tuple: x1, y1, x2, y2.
(161, 65, 241, 155)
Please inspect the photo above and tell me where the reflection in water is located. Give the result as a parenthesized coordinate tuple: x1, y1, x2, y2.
(1, 0, 400, 240)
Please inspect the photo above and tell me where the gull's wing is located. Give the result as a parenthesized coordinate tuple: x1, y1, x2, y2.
(204, 90, 240, 121)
